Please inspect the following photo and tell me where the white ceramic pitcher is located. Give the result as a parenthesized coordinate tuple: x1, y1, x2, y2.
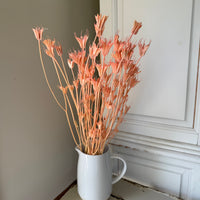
(76, 145, 127, 200)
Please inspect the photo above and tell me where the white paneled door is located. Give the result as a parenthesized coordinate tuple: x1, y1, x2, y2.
(101, 0, 200, 199)
(101, 0, 200, 144)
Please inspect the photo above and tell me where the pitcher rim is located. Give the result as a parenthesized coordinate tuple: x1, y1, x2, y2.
(75, 145, 110, 157)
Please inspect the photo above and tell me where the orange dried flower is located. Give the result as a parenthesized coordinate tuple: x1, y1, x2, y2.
(132, 21, 142, 35)
(129, 78, 139, 88)
(32, 27, 44, 41)
(138, 40, 151, 57)
(99, 38, 113, 57)
(94, 14, 108, 37)
(59, 86, 68, 94)
(55, 45, 63, 57)
(75, 33, 88, 50)
(89, 43, 101, 59)
(69, 50, 85, 66)
(43, 39, 55, 58)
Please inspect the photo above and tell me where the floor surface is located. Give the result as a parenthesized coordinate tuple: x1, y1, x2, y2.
(60, 179, 181, 200)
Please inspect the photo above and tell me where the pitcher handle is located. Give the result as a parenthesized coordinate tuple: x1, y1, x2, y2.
(111, 155, 127, 184)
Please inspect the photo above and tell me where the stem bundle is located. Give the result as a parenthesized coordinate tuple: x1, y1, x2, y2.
(33, 14, 150, 155)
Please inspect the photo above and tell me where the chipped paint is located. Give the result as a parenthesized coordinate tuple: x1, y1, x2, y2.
(122, 179, 182, 200)
(110, 142, 138, 152)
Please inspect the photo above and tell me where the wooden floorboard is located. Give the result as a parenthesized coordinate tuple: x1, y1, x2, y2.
(54, 180, 77, 200)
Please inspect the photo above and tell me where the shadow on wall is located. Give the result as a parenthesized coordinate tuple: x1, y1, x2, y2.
(0, 0, 99, 200)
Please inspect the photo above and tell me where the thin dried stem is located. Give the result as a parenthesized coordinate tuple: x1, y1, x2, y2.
(38, 41, 65, 112)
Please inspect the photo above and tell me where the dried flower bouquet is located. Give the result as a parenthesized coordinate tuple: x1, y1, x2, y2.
(33, 14, 150, 155)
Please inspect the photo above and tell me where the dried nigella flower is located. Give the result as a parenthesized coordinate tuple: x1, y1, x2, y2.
(33, 14, 150, 155)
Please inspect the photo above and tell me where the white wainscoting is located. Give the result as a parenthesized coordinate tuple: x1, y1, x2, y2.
(110, 139, 200, 200)
(100, 0, 200, 199)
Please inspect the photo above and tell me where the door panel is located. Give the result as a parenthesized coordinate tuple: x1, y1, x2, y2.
(100, 0, 200, 144)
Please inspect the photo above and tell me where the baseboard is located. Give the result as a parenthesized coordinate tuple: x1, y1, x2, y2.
(54, 180, 77, 200)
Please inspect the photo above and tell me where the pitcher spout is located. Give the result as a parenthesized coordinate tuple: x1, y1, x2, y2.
(75, 146, 81, 155)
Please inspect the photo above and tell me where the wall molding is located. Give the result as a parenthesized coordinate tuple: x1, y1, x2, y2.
(118, 118, 199, 145)
(111, 132, 200, 164)
(110, 142, 198, 199)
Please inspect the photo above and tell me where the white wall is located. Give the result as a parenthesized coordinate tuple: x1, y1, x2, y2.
(100, 0, 200, 199)
(0, 1, 99, 200)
